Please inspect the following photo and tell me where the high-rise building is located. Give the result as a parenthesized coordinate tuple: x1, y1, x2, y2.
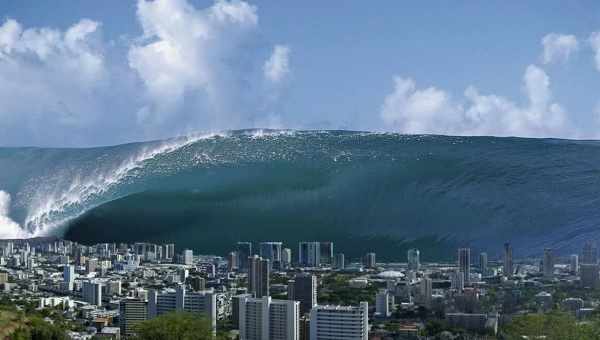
(479, 252, 488, 276)
(260, 242, 283, 270)
(282, 248, 292, 270)
(119, 298, 147, 337)
(420, 277, 432, 307)
(82, 281, 102, 306)
(364, 253, 376, 269)
(63, 265, 75, 291)
(232, 293, 253, 330)
(334, 253, 345, 270)
(543, 248, 554, 278)
(407, 249, 420, 271)
(450, 270, 464, 291)
(309, 302, 368, 340)
(289, 274, 317, 315)
(299, 242, 320, 267)
(183, 249, 194, 265)
(458, 248, 471, 284)
(189, 276, 206, 291)
(164, 243, 175, 260)
(248, 255, 270, 298)
(582, 241, 598, 264)
(375, 289, 391, 317)
(503, 243, 513, 278)
(580, 263, 599, 288)
(86, 258, 97, 274)
(570, 254, 579, 274)
(319, 242, 334, 266)
(237, 242, 253, 271)
(148, 286, 216, 333)
(228, 252, 239, 271)
(239, 295, 300, 340)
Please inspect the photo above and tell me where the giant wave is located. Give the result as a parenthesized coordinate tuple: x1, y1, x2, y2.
(1, 130, 600, 260)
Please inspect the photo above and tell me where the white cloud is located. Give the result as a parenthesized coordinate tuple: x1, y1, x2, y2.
(0, 191, 30, 239)
(128, 0, 259, 126)
(381, 65, 575, 138)
(264, 44, 291, 83)
(540, 33, 578, 65)
(589, 32, 600, 71)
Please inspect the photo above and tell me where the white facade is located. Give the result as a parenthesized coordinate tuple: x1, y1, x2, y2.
(148, 285, 216, 333)
(375, 290, 391, 317)
(309, 302, 368, 340)
(239, 296, 299, 340)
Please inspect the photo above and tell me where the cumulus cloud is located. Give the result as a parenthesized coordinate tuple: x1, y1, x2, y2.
(128, 0, 260, 128)
(381, 65, 574, 138)
(0, 191, 30, 239)
(264, 45, 291, 83)
(541, 33, 578, 65)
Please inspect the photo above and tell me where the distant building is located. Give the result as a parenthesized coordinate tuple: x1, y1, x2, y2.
(119, 298, 147, 337)
(407, 248, 420, 271)
(479, 252, 488, 276)
(260, 242, 283, 270)
(334, 253, 345, 270)
(375, 289, 391, 317)
(289, 274, 317, 316)
(164, 243, 175, 260)
(446, 313, 498, 335)
(232, 293, 253, 330)
(299, 242, 320, 267)
(364, 253, 376, 269)
(82, 281, 102, 306)
(458, 248, 471, 284)
(580, 263, 599, 288)
(228, 252, 239, 271)
(237, 242, 253, 271)
(282, 248, 292, 270)
(63, 265, 75, 291)
(248, 255, 270, 298)
(86, 258, 98, 274)
(420, 277, 432, 307)
(309, 302, 368, 340)
(503, 243, 513, 278)
(570, 254, 579, 275)
(543, 248, 554, 278)
(239, 295, 300, 340)
(582, 241, 598, 264)
(148, 285, 216, 334)
(319, 242, 334, 266)
(182, 249, 194, 265)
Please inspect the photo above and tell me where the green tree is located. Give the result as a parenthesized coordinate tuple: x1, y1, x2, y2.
(502, 312, 600, 340)
(133, 312, 224, 340)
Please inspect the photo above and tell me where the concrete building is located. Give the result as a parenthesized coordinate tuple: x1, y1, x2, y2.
(570, 254, 579, 274)
(420, 277, 432, 307)
(183, 249, 194, 265)
(458, 248, 471, 284)
(580, 263, 599, 288)
(233, 293, 254, 329)
(309, 302, 368, 340)
(334, 253, 345, 270)
(446, 313, 498, 335)
(248, 255, 270, 298)
(237, 242, 253, 272)
(148, 285, 217, 333)
(228, 252, 239, 271)
(282, 248, 292, 270)
(299, 242, 320, 267)
(164, 243, 175, 260)
(82, 281, 102, 306)
(86, 258, 97, 274)
(407, 248, 420, 271)
(479, 252, 488, 276)
(319, 242, 334, 266)
(239, 295, 300, 340)
(288, 274, 317, 316)
(119, 298, 147, 337)
(364, 253, 376, 269)
(260, 242, 283, 270)
(543, 248, 554, 278)
(582, 241, 598, 264)
(375, 289, 391, 317)
(63, 265, 75, 291)
(503, 243, 513, 278)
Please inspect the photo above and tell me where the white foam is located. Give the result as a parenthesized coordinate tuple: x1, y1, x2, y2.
(22, 132, 227, 237)
(0, 190, 32, 239)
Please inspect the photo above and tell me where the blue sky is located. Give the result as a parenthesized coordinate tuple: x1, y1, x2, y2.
(2, 0, 600, 146)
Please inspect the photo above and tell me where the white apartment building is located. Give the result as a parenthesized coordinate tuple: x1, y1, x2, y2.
(309, 302, 368, 340)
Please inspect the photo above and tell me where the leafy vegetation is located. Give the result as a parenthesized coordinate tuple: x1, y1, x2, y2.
(501, 312, 600, 340)
(132, 312, 227, 340)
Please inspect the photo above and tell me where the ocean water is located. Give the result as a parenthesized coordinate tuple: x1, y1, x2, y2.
(1, 129, 600, 260)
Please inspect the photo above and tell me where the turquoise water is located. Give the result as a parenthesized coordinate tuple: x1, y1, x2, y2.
(2, 130, 600, 260)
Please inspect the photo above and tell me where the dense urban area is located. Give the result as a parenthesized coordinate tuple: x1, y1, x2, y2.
(1, 237, 600, 339)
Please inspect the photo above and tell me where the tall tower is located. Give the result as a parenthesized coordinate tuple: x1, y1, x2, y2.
(458, 248, 471, 284)
(504, 242, 513, 278)
(407, 248, 420, 271)
(248, 255, 270, 298)
(543, 248, 554, 278)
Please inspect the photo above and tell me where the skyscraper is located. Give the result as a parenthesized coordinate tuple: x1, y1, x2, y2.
(239, 295, 300, 340)
(248, 255, 270, 298)
(164, 243, 175, 260)
(183, 249, 194, 265)
(319, 242, 334, 266)
(228, 252, 239, 271)
(364, 252, 376, 269)
(260, 242, 283, 270)
(298, 242, 320, 267)
(237, 242, 253, 271)
(375, 289, 391, 317)
(543, 248, 554, 278)
(281, 248, 292, 270)
(582, 241, 598, 264)
(407, 248, 420, 271)
(63, 264, 75, 291)
(458, 248, 471, 284)
(310, 302, 368, 340)
(335, 253, 345, 270)
(503, 243, 513, 278)
(82, 281, 102, 306)
(570, 254, 579, 274)
(479, 252, 488, 276)
(289, 273, 317, 315)
(420, 277, 432, 307)
(119, 298, 147, 337)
